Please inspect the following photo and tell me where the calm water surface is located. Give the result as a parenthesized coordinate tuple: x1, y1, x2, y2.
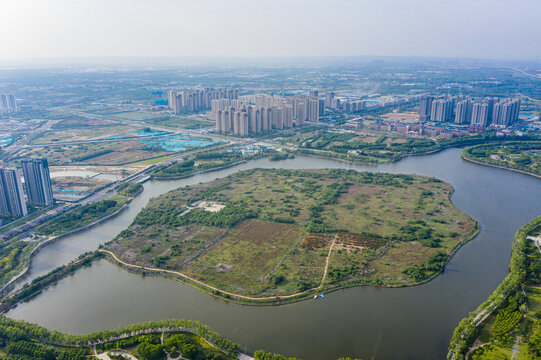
(7, 148, 541, 360)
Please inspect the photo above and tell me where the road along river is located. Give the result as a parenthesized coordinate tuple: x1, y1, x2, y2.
(7, 148, 541, 360)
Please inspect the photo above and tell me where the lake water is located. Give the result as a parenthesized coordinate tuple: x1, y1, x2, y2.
(7, 148, 541, 360)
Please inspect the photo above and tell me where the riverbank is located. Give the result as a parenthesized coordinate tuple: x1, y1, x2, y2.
(6, 149, 541, 360)
(103, 168, 478, 305)
(0, 315, 247, 359)
(296, 135, 541, 167)
(462, 155, 541, 180)
(152, 159, 248, 180)
(100, 214, 479, 306)
(0, 251, 104, 313)
(447, 215, 541, 360)
(461, 145, 541, 180)
(0, 185, 143, 295)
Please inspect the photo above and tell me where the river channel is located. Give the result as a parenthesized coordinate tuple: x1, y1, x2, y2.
(7, 148, 541, 359)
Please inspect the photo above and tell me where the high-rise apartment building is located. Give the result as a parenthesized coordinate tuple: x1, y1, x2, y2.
(341, 100, 366, 113)
(169, 88, 238, 115)
(214, 93, 319, 135)
(0, 94, 17, 113)
(0, 167, 27, 217)
(492, 98, 521, 126)
(325, 92, 335, 108)
(455, 99, 473, 124)
(21, 159, 54, 207)
(307, 99, 320, 123)
(471, 102, 490, 126)
(429, 98, 453, 122)
(418, 95, 434, 121)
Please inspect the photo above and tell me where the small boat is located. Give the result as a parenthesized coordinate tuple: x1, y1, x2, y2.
(314, 294, 325, 299)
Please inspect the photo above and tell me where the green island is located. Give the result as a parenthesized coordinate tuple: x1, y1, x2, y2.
(448, 215, 541, 360)
(287, 131, 541, 164)
(0, 183, 142, 289)
(104, 168, 477, 303)
(462, 142, 541, 178)
(153, 151, 253, 179)
(152, 149, 294, 180)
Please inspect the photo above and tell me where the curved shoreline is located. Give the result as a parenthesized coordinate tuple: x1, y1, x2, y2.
(0, 202, 131, 296)
(2, 150, 483, 307)
(152, 159, 248, 180)
(0, 316, 249, 359)
(461, 154, 541, 180)
(99, 215, 480, 307)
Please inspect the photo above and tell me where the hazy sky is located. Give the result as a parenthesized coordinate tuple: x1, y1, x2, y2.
(1, 0, 540, 60)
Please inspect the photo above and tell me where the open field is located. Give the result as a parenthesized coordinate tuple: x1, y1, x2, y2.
(51, 117, 118, 129)
(109, 111, 172, 122)
(106, 168, 477, 299)
(381, 112, 420, 120)
(30, 125, 142, 144)
(9, 141, 174, 166)
(463, 141, 541, 177)
(51, 176, 111, 201)
(145, 115, 215, 129)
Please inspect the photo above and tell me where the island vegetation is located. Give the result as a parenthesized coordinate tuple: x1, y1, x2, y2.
(152, 150, 250, 179)
(462, 141, 541, 177)
(447, 215, 541, 360)
(105, 168, 477, 303)
(152, 149, 292, 179)
(292, 131, 541, 164)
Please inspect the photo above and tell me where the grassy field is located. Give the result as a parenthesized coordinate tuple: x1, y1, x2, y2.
(146, 115, 215, 129)
(30, 125, 141, 144)
(51, 117, 118, 129)
(10, 141, 174, 166)
(106, 168, 476, 299)
(463, 142, 541, 177)
(109, 111, 171, 122)
(51, 176, 111, 201)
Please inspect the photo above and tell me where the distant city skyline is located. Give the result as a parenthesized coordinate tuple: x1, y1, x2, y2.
(1, 0, 540, 61)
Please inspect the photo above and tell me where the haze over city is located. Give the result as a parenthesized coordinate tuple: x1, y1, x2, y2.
(1, 1, 541, 360)
(1, 0, 541, 61)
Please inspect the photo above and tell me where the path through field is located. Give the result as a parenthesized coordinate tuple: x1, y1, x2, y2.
(320, 234, 338, 289)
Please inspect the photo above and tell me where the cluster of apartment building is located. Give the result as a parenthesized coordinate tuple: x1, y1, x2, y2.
(0, 159, 54, 219)
(419, 95, 521, 127)
(168, 88, 239, 115)
(325, 92, 367, 113)
(0, 95, 17, 115)
(213, 93, 322, 136)
(456, 97, 521, 127)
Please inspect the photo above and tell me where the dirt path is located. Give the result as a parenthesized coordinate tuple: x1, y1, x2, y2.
(511, 336, 521, 360)
(99, 249, 330, 302)
(319, 234, 337, 288)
